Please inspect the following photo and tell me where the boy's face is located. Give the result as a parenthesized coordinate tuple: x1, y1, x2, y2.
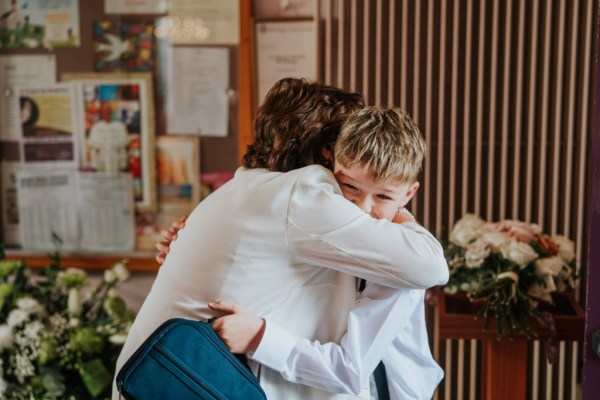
(334, 161, 419, 221)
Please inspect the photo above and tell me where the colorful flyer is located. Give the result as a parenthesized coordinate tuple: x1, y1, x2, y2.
(93, 20, 156, 72)
(0, 0, 80, 49)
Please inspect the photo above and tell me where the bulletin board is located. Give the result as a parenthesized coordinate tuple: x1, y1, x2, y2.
(0, 0, 242, 173)
(0, 0, 254, 265)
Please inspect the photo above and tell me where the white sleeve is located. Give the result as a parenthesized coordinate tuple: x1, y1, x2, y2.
(286, 167, 448, 289)
(250, 284, 423, 395)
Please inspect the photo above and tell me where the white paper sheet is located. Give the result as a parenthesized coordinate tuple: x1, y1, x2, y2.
(1, 162, 21, 246)
(255, 20, 316, 104)
(16, 170, 135, 253)
(168, 0, 239, 45)
(166, 47, 229, 136)
(105, 0, 168, 14)
(17, 169, 79, 251)
(0, 55, 56, 140)
(77, 173, 135, 252)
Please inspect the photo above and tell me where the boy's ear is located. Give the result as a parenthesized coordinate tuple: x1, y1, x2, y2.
(405, 182, 420, 201)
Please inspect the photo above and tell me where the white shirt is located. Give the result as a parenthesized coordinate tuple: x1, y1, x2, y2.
(112, 165, 448, 400)
(252, 282, 444, 399)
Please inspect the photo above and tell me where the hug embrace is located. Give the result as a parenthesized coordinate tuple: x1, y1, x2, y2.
(114, 77, 449, 400)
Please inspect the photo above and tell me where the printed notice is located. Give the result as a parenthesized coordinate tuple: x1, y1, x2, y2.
(17, 169, 79, 251)
(166, 47, 229, 136)
(77, 173, 135, 252)
(0, 55, 56, 141)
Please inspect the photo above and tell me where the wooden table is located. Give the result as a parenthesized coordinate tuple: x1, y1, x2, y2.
(432, 289, 584, 400)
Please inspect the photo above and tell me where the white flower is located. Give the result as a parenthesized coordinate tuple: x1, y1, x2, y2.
(481, 231, 512, 251)
(107, 288, 119, 298)
(16, 297, 44, 315)
(464, 240, 490, 268)
(57, 268, 88, 289)
(112, 262, 130, 282)
(449, 214, 486, 246)
(109, 333, 128, 345)
(7, 309, 29, 328)
(104, 269, 117, 284)
(499, 239, 538, 266)
(23, 320, 44, 341)
(534, 256, 564, 277)
(0, 325, 14, 350)
(552, 235, 575, 263)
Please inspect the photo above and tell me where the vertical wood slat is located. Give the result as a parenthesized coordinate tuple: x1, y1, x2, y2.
(512, 0, 526, 219)
(499, 0, 512, 220)
(387, 0, 395, 107)
(317, 1, 595, 398)
(337, 0, 344, 89)
(525, 0, 539, 224)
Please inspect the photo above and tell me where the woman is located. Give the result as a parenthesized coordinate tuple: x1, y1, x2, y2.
(113, 78, 448, 400)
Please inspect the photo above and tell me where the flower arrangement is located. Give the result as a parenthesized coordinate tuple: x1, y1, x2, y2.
(0, 249, 134, 399)
(444, 214, 577, 339)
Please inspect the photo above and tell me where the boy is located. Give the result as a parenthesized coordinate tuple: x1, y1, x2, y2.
(161, 106, 445, 399)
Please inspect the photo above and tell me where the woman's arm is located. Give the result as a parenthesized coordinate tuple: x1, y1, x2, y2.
(287, 167, 448, 289)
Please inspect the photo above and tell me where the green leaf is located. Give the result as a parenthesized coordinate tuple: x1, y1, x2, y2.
(79, 358, 112, 398)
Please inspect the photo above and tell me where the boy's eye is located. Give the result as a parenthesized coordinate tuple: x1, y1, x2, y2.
(377, 194, 393, 200)
(342, 183, 358, 190)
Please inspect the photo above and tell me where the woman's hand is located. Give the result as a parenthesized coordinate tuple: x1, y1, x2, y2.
(208, 300, 266, 354)
(155, 215, 187, 264)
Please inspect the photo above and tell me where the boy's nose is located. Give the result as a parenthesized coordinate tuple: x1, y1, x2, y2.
(354, 197, 373, 214)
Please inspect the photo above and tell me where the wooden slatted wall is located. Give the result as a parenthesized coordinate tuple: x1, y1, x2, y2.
(316, 0, 596, 399)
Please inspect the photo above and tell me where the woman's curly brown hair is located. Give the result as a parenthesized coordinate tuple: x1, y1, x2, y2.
(243, 78, 365, 172)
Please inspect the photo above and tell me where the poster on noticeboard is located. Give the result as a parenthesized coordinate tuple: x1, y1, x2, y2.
(0, 0, 80, 49)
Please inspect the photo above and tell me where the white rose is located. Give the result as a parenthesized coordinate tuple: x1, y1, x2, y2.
(464, 240, 490, 268)
(499, 239, 538, 266)
(552, 235, 575, 263)
(449, 214, 486, 246)
(7, 309, 28, 327)
(112, 262, 130, 282)
(16, 297, 44, 315)
(481, 231, 512, 251)
(534, 256, 564, 277)
(104, 269, 117, 284)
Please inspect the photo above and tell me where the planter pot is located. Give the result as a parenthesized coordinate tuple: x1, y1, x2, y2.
(433, 289, 584, 341)
(431, 288, 585, 400)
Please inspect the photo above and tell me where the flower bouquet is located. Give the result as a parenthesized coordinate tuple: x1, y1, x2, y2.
(0, 249, 134, 399)
(444, 214, 577, 339)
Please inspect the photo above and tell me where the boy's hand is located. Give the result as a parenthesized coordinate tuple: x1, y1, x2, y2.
(155, 215, 187, 264)
(208, 300, 266, 354)
(392, 208, 416, 224)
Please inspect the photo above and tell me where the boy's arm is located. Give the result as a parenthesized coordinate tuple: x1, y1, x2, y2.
(211, 285, 422, 395)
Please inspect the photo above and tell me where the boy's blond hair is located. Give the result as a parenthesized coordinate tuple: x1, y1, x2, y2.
(334, 106, 426, 184)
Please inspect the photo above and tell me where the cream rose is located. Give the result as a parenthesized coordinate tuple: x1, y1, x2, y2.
(449, 214, 486, 246)
(481, 231, 512, 251)
(464, 240, 490, 268)
(551, 235, 575, 263)
(499, 239, 538, 266)
(534, 256, 564, 277)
